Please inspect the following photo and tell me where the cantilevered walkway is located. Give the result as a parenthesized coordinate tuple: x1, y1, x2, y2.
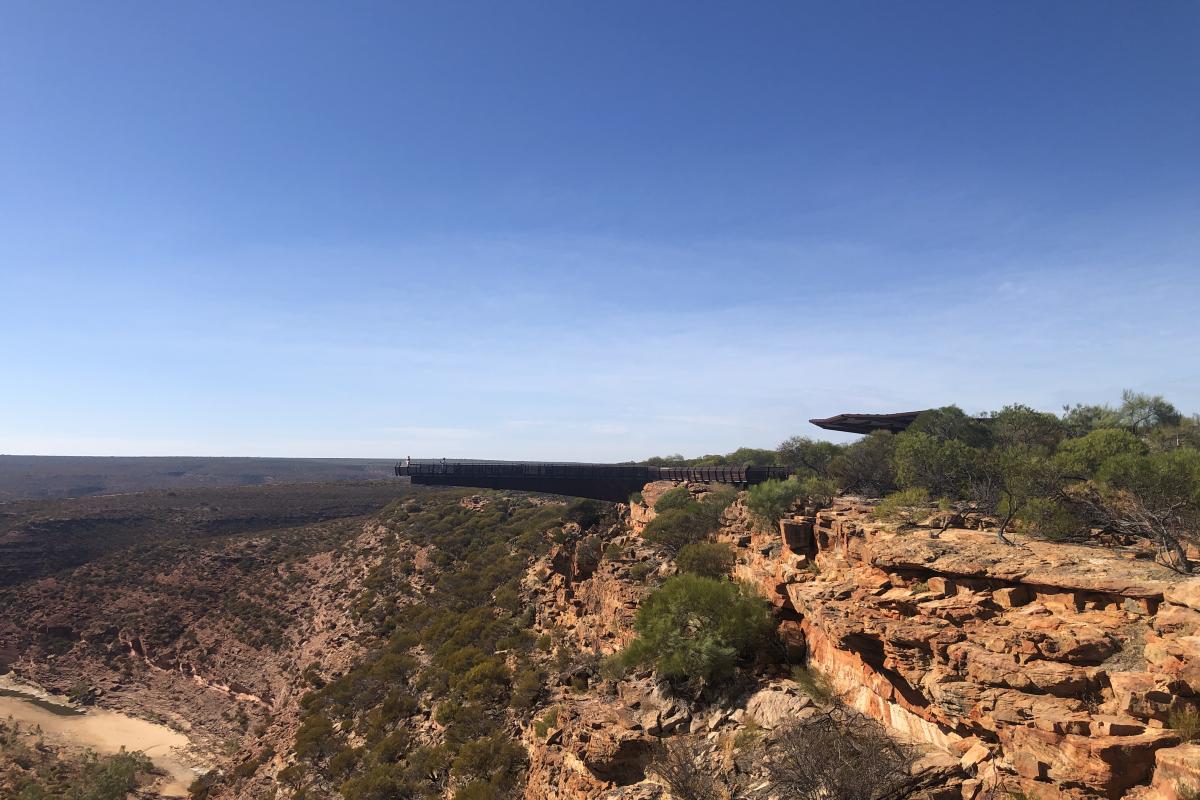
(394, 462, 790, 502)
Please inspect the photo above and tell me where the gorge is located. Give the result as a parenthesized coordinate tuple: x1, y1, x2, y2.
(2, 473, 1198, 799)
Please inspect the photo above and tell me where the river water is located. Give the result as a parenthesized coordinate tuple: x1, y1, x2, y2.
(0, 674, 202, 797)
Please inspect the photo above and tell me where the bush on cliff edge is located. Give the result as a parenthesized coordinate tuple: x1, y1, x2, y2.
(642, 487, 736, 553)
(619, 574, 772, 686)
(746, 476, 835, 531)
(676, 541, 736, 579)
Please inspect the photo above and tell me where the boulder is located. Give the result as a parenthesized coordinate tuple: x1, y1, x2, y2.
(1148, 743, 1200, 800)
(743, 683, 813, 729)
(993, 585, 1033, 608)
(1164, 580, 1200, 613)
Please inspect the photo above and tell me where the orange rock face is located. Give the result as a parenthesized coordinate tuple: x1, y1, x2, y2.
(719, 497, 1200, 800)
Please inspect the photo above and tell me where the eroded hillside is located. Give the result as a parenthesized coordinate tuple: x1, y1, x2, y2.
(3, 481, 1199, 800)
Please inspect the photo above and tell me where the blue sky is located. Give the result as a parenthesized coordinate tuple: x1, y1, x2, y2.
(2, 2, 1198, 460)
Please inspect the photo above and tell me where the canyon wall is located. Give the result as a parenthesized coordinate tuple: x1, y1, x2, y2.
(6, 482, 1198, 800)
(703, 488, 1200, 800)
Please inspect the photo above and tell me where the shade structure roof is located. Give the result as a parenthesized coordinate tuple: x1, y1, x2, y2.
(808, 410, 931, 435)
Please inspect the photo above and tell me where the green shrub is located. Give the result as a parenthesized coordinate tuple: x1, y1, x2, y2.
(1056, 428, 1148, 478)
(654, 486, 696, 513)
(1169, 706, 1200, 742)
(829, 431, 896, 495)
(598, 654, 627, 681)
(790, 665, 834, 704)
(733, 718, 764, 750)
(798, 475, 836, 509)
(11, 748, 158, 800)
(434, 700, 494, 747)
(450, 734, 526, 784)
(629, 491, 644, 505)
(276, 764, 306, 788)
(700, 486, 739, 516)
(893, 432, 978, 498)
(871, 488, 930, 526)
(746, 476, 832, 529)
(533, 707, 559, 738)
(1067, 446, 1200, 567)
(907, 406, 991, 447)
(328, 746, 361, 778)
(746, 478, 805, 530)
(566, 499, 606, 529)
(294, 713, 338, 759)
(628, 562, 654, 582)
(676, 541, 736, 578)
(990, 404, 1066, 451)
(620, 574, 773, 685)
(453, 782, 502, 800)
(509, 667, 544, 710)
(777, 436, 841, 477)
(1017, 495, 1086, 540)
(643, 505, 716, 553)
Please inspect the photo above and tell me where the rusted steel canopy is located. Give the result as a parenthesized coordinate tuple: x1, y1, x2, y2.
(394, 462, 790, 502)
(808, 410, 930, 435)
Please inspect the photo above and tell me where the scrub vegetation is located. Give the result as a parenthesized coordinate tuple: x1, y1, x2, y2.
(0, 720, 155, 800)
(647, 391, 1200, 570)
(615, 574, 773, 688)
(284, 493, 616, 800)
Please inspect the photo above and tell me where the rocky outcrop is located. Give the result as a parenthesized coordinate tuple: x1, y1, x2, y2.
(719, 495, 1200, 800)
(6, 481, 1195, 800)
(523, 688, 660, 800)
(525, 523, 659, 656)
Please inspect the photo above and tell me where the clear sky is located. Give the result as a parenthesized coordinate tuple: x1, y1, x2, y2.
(2, 2, 1198, 460)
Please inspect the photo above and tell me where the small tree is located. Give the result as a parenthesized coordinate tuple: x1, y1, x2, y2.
(906, 406, 991, 447)
(644, 487, 737, 554)
(990, 404, 1065, 451)
(746, 476, 834, 531)
(777, 436, 841, 477)
(829, 431, 896, 495)
(1063, 391, 1183, 438)
(1055, 428, 1148, 478)
(893, 431, 977, 498)
(1116, 390, 1183, 434)
(768, 708, 919, 800)
(932, 497, 957, 538)
(798, 475, 837, 509)
(969, 445, 1062, 545)
(449, 734, 526, 790)
(650, 737, 741, 800)
(699, 485, 739, 519)
(723, 447, 781, 466)
(1147, 415, 1200, 454)
(1061, 402, 1118, 437)
(1066, 448, 1200, 572)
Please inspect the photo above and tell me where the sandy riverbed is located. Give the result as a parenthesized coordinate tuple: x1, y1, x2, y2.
(0, 674, 202, 796)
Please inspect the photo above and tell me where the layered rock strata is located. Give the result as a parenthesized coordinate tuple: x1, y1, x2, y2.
(715, 494, 1200, 800)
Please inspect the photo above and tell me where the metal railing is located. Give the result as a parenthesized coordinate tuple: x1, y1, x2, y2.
(394, 461, 790, 485)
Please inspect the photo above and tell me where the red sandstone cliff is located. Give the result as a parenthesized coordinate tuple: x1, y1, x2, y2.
(708, 490, 1200, 799)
